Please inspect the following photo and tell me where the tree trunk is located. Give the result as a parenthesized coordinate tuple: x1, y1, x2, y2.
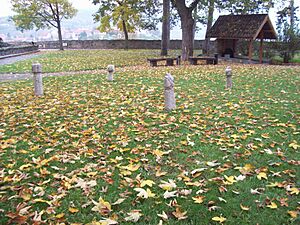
(290, 0, 295, 29)
(181, 14, 195, 61)
(57, 20, 64, 51)
(122, 19, 129, 50)
(55, 2, 64, 51)
(172, 0, 200, 61)
(203, 0, 214, 55)
(161, 0, 170, 56)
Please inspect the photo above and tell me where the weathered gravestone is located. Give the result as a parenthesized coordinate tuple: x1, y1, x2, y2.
(107, 65, 115, 81)
(164, 73, 176, 111)
(225, 66, 232, 89)
(32, 63, 43, 96)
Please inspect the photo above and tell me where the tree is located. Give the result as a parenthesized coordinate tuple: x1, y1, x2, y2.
(276, 0, 300, 63)
(10, 0, 77, 50)
(161, 0, 171, 56)
(79, 31, 88, 40)
(92, 0, 160, 50)
(170, 0, 202, 61)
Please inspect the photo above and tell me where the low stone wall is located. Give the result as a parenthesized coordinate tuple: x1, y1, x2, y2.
(0, 45, 39, 57)
(36, 39, 213, 50)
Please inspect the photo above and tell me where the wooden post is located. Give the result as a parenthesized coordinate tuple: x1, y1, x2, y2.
(248, 39, 253, 61)
(259, 37, 263, 64)
(32, 63, 43, 96)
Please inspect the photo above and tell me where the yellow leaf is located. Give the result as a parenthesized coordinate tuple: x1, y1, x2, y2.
(19, 164, 33, 170)
(153, 149, 164, 157)
(156, 170, 167, 177)
(240, 204, 250, 211)
(287, 210, 298, 218)
(122, 163, 140, 172)
(257, 172, 268, 180)
(289, 142, 299, 150)
(69, 207, 79, 213)
(33, 198, 52, 206)
(267, 202, 278, 209)
(55, 213, 65, 219)
(224, 175, 236, 185)
(289, 187, 299, 195)
(92, 197, 112, 215)
(86, 171, 98, 177)
(140, 179, 155, 187)
(212, 216, 227, 223)
(192, 196, 205, 204)
(266, 182, 280, 187)
(243, 164, 255, 172)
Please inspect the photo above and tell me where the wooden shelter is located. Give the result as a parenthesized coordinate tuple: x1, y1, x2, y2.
(206, 14, 277, 63)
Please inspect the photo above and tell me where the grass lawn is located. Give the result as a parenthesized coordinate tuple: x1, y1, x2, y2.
(0, 49, 182, 73)
(0, 50, 299, 224)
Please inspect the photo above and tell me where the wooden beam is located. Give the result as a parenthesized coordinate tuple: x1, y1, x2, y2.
(248, 39, 253, 61)
(259, 33, 264, 63)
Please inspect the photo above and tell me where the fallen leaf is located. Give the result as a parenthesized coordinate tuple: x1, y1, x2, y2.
(172, 207, 187, 220)
(134, 188, 155, 199)
(112, 198, 125, 205)
(163, 190, 177, 199)
(212, 215, 227, 223)
(69, 207, 79, 213)
(124, 210, 142, 222)
(159, 179, 177, 191)
(192, 196, 205, 204)
(266, 202, 278, 209)
(257, 172, 268, 180)
(92, 197, 112, 215)
(140, 179, 155, 187)
(157, 211, 168, 221)
(240, 204, 250, 211)
(287, 210, 298, 218)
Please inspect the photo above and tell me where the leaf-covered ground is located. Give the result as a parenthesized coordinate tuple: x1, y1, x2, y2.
(0, 61, 299, 224)
(0, 50, 183, 73)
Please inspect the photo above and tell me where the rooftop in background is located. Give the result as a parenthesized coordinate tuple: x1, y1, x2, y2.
(206, 14, 277, 40)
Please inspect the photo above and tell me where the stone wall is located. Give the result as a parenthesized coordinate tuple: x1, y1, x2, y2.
(0, 45, 39, 57)
(37, 39, 214, 50)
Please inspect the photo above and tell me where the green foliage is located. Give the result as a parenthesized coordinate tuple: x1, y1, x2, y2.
(10, 0, 77, 31)
(275, 1, 300, 63)
(91, 0, 160, 35)
(217, 0, 273, 14)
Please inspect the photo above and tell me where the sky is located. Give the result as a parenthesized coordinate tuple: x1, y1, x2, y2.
(1, 0, 299, 39)
(1, 0, 97, 17)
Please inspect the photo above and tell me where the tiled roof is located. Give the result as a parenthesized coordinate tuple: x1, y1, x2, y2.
(206, 14, 277, 40)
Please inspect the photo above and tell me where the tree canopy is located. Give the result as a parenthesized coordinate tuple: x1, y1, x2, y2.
(91, 0, 160, 49)
(10, 0, 77, 50)
(276, 0, 300, 62)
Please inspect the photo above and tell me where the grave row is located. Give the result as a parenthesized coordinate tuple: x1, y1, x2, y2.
(31, 63, 233, 111)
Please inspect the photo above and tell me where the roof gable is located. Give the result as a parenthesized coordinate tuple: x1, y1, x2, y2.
(206, 14, 277, 40)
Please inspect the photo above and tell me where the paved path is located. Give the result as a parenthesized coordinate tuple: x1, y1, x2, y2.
(0, 52, 41, 65)
(0, 69, 109, 82)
